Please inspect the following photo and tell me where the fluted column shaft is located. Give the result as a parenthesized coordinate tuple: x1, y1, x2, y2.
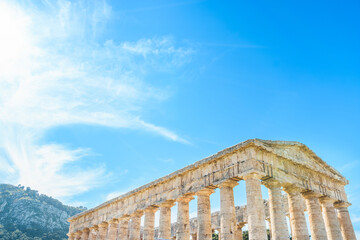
(177, 195, 194, 240)
(264, 180, 289, 240)
(284, 187, 309, 240)
(334, 202, 356, 240)
(197, 188, 214, 240)
(98, 222, 109, 239)
(219, 180, 238, 240)
(320, 198, 343, 240)
(107, 219, 118, 240)
(216, 228, 221, 240)
(129, 211, 143, 240)
(159, 200, 175, 239)
(118, 218, 130, 240)
(245, 174, 267, 240)
(81, 229, 90, 240)
(236, 223, 245, 240)
(302, 193, 327, 240)
(143, 207, 158, 240)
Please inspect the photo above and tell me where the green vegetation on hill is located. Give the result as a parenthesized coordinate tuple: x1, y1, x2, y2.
(0, 184, 86, 240)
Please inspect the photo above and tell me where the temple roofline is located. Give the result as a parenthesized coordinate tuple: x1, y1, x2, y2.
(68, 138, 348, 221)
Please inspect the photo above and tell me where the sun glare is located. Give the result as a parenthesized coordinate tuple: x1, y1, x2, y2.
(0, 2, 32, 77)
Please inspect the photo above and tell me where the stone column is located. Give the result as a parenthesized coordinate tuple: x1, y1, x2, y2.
(263, 180, 289, 240)
(159, 200, 176, 239)
(143, 206, 158, 240)
(283, 186, 309, 240)
(236, 223, 245, 240)
(177, 195, 194, 240)
(197, 188, 215, 240)
(320, 197, 343, 240)
(266, 218, 272, 239)
(74, 231, 82, 240)
(191, 233, 197, 240)
(129, 211, 144, 240)
(334, 202, 356, 240)
(286, 214, 292, 238)
(98, 222, 109, 239)
(108, 219, 119, 240)
(68, 233, 75, 240)
(244, 174, 267, 240)
(301, 192, 327, 240)
(89, 225, 98, 240)
(81, 228, 90, 240)
(219, 179, 238, 240)
(118, 216, 130, 240)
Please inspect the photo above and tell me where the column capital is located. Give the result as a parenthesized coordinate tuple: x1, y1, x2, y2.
(218, 179, 238, 188)
(89, 225, 98, 230)
(130, 210, 144, 217)
(319, 196, 336, 204)
(237, 222, 246, 228)
(262, 178, 282, 189)
(301, 190, 322, 199)
(334, 201, 352, 209)
(119, 214, 131, 221)
(282, 184, 303, 194)
(67, 232, 75, 238)
(160, 199, 176, 208)
(98, 221, 108, 228)
(109, 218, 119, 224)
(144, 205, 159, 213)
(197, 188, 215, 196)
(243, 172, 264, 180)
(177, 194, 194, 203)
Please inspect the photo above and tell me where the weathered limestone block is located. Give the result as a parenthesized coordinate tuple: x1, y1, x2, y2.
(176, 195, 194, 240)
(334, 202, 357, 240)
(197, 188, 214, 240)
(143, 206, 158, 240)
(219, 180, 238, 240)
(129, 211, 143, 240)
(284, 186, 309, 240)
(159, 200, 176, 239)
(320, 197, 343, 240)
(302, 192, 327, 240)
(263, 179, 289, 240)
(244, 173, 267, 240)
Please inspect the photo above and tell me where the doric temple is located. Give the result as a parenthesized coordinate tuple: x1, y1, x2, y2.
(68, 139, 356, 240)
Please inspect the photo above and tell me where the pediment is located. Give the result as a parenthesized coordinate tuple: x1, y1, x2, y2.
(250, 139, 347, 183)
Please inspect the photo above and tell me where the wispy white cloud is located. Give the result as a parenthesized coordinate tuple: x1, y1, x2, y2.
(0, 0, 191, 202)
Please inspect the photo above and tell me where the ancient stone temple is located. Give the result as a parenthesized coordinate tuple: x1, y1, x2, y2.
(67, 139, 356, 240)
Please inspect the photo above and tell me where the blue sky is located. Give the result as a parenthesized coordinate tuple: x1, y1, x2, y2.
(0, 0, 359, 235)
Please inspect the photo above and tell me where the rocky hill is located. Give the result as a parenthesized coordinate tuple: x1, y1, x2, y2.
(0, 184, 86, 240)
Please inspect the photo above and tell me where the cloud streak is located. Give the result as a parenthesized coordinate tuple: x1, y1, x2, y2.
(0, 0, 191, 202)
